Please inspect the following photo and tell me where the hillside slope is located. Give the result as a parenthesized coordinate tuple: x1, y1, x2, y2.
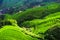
(0, 3, 60, 40)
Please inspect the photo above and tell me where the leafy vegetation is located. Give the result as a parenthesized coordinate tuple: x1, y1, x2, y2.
(0, 3, 60, 40)
(5, 3, 60, 26)
(0, 25, 38, 40)
(20, 12, 60, 34)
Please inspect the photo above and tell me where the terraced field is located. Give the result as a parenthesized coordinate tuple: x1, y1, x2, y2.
(0, 3, 60, 40)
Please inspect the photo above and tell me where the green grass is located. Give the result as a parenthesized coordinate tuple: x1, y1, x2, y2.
(0, 19, 18, 27)
(0, 25, 38, 40)
(1, 3, 60, 40)
(5, 3, 60, 25)
(44, 24, 60, 40)
(45, 12, 60, 19)
(21, 18, 60, 34)
(20, 12, 60, 35)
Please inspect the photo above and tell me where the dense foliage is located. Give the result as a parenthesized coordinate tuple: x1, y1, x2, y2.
(0, 0, 60, 14)
(0, 3, 60, 40)
(5, 3, 60, 26)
